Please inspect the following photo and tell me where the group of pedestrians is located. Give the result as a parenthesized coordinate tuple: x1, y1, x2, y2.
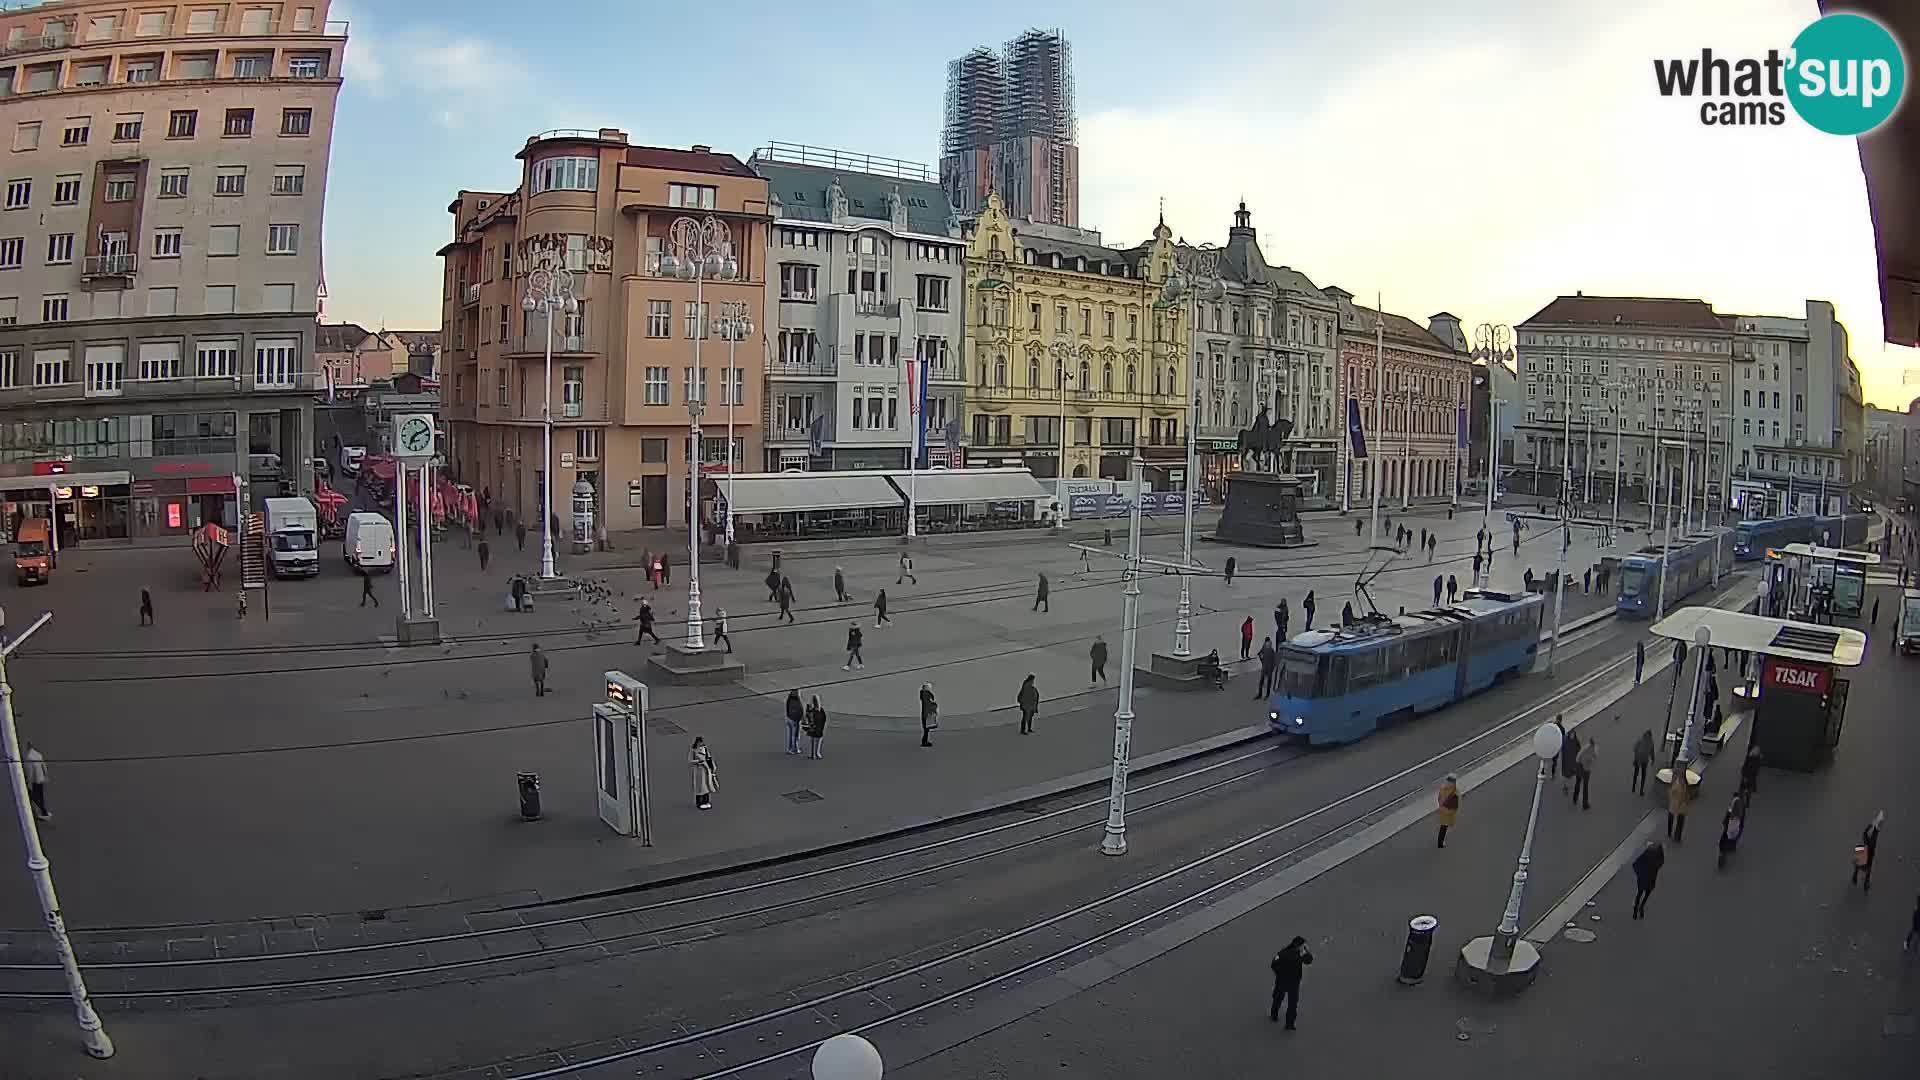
(782, 690, 829, 760)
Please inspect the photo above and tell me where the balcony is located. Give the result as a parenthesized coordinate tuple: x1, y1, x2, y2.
(1, 18, 349, 58)
(854, 297, 902, 318)
(768, 356, 838, 378)
(503, 333, 592, 357)
(81, 252, 136, 282)
(462, 284, 481, 307)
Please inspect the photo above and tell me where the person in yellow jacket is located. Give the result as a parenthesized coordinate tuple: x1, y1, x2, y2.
(1666, 769, 1691, 843)
(1436, 774, 1460, 848)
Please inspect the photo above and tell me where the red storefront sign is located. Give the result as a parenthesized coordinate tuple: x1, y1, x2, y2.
(186, 475, 236, 495)
(1764, 658, 1831, 695)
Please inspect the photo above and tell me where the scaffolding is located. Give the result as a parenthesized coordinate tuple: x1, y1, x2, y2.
(1001, 28, 1075, 144)
(941, 29, 1077, 226)
(942, 46, 1004, 158)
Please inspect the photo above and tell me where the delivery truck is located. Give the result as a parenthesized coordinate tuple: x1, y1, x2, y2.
(263, 497, 320, 578)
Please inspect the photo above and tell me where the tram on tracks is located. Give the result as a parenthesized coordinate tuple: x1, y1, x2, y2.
(1266, 589, 1546, 745)
(1614, 530, 1735, 618)
(1733, 513, 1871, 560)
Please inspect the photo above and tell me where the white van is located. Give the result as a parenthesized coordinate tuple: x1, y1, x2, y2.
(343, 512, 395, 573)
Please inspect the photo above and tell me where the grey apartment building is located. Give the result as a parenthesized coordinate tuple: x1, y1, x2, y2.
(751, 143, 967, 470)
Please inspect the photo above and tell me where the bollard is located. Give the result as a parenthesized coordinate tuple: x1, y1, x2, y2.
(516, 771, 542, 821)
(1397, 915, 1438, 985)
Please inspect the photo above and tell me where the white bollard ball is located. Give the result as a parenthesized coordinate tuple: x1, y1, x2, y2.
(812, 1033, 884, 1080)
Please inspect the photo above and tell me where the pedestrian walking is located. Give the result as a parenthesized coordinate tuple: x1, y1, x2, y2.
(1632, 729, 1654, 795)
(1428, 534, 1438, 561)
(1224, 556, 1237, 585)
(23, 741, 49, 821)
(529, 643, 549, 697)
(361, 573, 379, 608)
(804, 696, 828, 760)
(1738, 745, 1761, 803)
(1433, 575, 1443, 607)
(1302, 591, 1316, 630)
(1717, 793, 1745, 869)
(478, 538, 491, 572)
(1477, 526, 1486, 553)
(1635, 639, 1646, 685)
(778, 578, 796, 623)
(1355, 518, 1363, 537)
(713, 608, 732, 654)
(634, 599, 662, 644)
(785, 690, 804, 754)
(1016, 673, 1040, 734)
(139, 588, 154, 626)
(1267, 936, 1313, 1029)
(1583, 566, 1593, 594)
(897, 552, 917, 585)
(1471, 551, 1483, 583)
(1630, 839, 1665, 918)
(1033, 573, 1050, 612)
(727, 540, 741, 570)
(1341, 601, 1355, 625)
(1574, 735, 1595, 810)
(1548, 716, 1568, 781)
(1240, 616, 1255, 661)
(1090, 636, 1109, 684)
(1257, 637, 1277, 699)
(1513, 529, 1521, 556)
(1852, 811, 1884, 891)
(1559, 725, 1582, 791)
(1420, 527, 1428, 551)
(1435, 773, 1460, 847)
(1446, 574, 1459, 604)
(516, 521, 527, 552)
(1666, 771, 1691, 843)
(1872, 596, 1880, 625)
(658, 551, 672, 587)
(767, 567, 783, 602)
(689, 737, 717, 809)
(919, 683, 938, 747)
(874, 589, 891, 626)
(843, 624, 865, 670)
(493, 508, 504, 537)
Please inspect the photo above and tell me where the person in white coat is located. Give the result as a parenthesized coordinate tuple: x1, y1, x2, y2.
(689, 737, 717, 810)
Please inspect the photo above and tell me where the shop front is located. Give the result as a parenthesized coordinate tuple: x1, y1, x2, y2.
(0, 470, 130, 546)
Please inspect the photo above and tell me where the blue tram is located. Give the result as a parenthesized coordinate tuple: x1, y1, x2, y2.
(1614, 529, 1735, 618)
(1733, 513, 1870, 560)
(1266, 590, 1546, 745)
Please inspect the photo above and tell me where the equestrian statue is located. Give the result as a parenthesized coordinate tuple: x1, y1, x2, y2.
(1238, 407, 1293, 473)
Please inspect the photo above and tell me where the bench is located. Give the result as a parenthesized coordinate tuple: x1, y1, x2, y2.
(1701, 709, 1746, 756)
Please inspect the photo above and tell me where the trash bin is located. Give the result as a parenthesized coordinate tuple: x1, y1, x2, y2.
(1397, 915, 1438, 984)
(771, 550, 782, 574)
(516, 772, 542, 821)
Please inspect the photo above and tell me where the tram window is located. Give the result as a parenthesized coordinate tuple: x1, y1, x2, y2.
(1324, 655, 1349, 695)
(1278, 651, 1320, 697)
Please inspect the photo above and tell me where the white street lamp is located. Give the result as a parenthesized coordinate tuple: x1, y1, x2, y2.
(663, 215, 739, 651)
(713, 302, 753, 546)
(1472, 324, 1513, 532)
(1457, 719, 1561, 994)
(1160, 245, 1222, 659)
(521, 255, 577, 581)
(812, 1033, 884, 1080)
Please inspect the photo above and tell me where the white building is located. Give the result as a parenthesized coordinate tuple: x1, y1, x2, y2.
(1728, 300, 1865, 514)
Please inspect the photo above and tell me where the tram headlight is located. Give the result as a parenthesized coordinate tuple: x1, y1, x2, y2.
(1293, 716, 1305, 727)
(1269, 711, 1280, 722)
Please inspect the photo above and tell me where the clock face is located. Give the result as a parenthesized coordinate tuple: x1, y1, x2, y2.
(400, 418, 433, 453)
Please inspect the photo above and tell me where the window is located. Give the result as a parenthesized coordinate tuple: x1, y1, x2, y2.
(41, 294, 68, 322)
(287, 55, 325, 79)
(646, 299, 670, 338)
(267, 223, 298, 254)
(12, 123, 39, 152)
(223, 109, 253, 137)
(232, 54, 269, 78)
(0, 297, 12, 326)
(207, 225, 239, 257)
(33, 347, 71, 386)
(74, 62, 108, 87)
(157, 169, 189, 198)
(125, 59, 159, 83)
(152, 228, 182, 258)
(45, 233, 72, 264)
(270, 165, 304, 195)
(497, 304, 508, 343)
(683, 366, 708, 404)
(111, 114, 143, 142)
(574, 427, 602, 462)
(137, 12, 168, 37)
(139, 342, 183, 380)
(683, 300, 708, 339)
(262, 283, 292, 310)
(915, 275, 950, 312)
(215, 167, 245, 195)
(496, 367, 508, 405)
(668, 183, 716, 209)
(779, 263, 818, 301)
(0, 349, 13, 388)
(58, 118, 89, 147)
(254, 338, 295, 387)
(562, 366, 583, 417)
(279, 108, 311, 137)
(104, 176, 135, 202)
(168, 110, 197, 138)
(147, 286, 177, 315)
(530, 155, 597, 193)
(81, 344, 125, 395)
(3, 179, 26, 209)
(644, 366, 669, 405)
(204, 285, 235, 313)
(0, 237, 22, 269)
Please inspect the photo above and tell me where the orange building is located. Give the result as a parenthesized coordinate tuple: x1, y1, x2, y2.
(440, 130, 769, 532)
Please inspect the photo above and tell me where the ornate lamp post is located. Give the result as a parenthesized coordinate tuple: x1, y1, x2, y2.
(660, 215, 739, 651)
(1160, 244, 1222, 658)
(520, 254, 577, 581)
(1457, 720, 1562, 994)
(713, 301, 753, 545)
(1471, 323, 1513, 531)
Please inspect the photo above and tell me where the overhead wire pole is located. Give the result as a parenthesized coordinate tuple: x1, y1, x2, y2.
(1370, 297, 1385, 547)
(1471, 323, 1512, 533)
(1161, 243, 1221, 659)
(1, 610, 113, 1059)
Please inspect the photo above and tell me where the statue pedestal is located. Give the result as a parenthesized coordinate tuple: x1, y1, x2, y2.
(1207, 473, 1312, 548)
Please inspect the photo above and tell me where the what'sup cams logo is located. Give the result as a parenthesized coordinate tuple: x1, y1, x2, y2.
(1653, 12, 1906, 135)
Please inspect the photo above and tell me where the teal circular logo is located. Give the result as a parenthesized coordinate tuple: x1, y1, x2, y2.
(1787, 13, 1906, 136)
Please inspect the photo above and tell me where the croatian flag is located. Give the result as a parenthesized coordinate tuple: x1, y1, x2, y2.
(909, 356, 929, 468)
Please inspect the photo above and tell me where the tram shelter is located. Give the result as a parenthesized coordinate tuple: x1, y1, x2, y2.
(1650, 607, 1865, 776)
(1764, 543, 1881, 621)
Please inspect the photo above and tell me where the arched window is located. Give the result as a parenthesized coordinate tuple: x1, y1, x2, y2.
(1079, 360, 1090, 388)
(1126, 364, 1136, 393)
(977, 354, 988, 386)
(1028, 358, 1040, 388)
(1102, 363, 1113, 392)
(1168, 367, 1178, 395)
(994, 357, 1007, 387)
(1154, 367, 1164, 396)
(1055, 358, 1065, 388)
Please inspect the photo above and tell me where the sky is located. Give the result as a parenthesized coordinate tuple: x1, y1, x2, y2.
(321, 0, 1920, 409)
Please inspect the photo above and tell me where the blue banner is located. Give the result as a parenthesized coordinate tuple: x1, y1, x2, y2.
(1347, 397, 1369, 459)
(915, 356, 930, 469)
(1457, 405, 1468, 449)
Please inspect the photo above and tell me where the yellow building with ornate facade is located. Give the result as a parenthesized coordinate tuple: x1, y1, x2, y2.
(961, 194, 1190, 483)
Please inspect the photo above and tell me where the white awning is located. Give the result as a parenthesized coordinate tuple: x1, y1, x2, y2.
(0, 471, 132, 492)
(723, 473, 902, 515)
(894, 469, 1050, 506)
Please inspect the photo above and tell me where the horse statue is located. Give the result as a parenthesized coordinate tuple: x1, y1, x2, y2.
(1238, 407, 1293, 473)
